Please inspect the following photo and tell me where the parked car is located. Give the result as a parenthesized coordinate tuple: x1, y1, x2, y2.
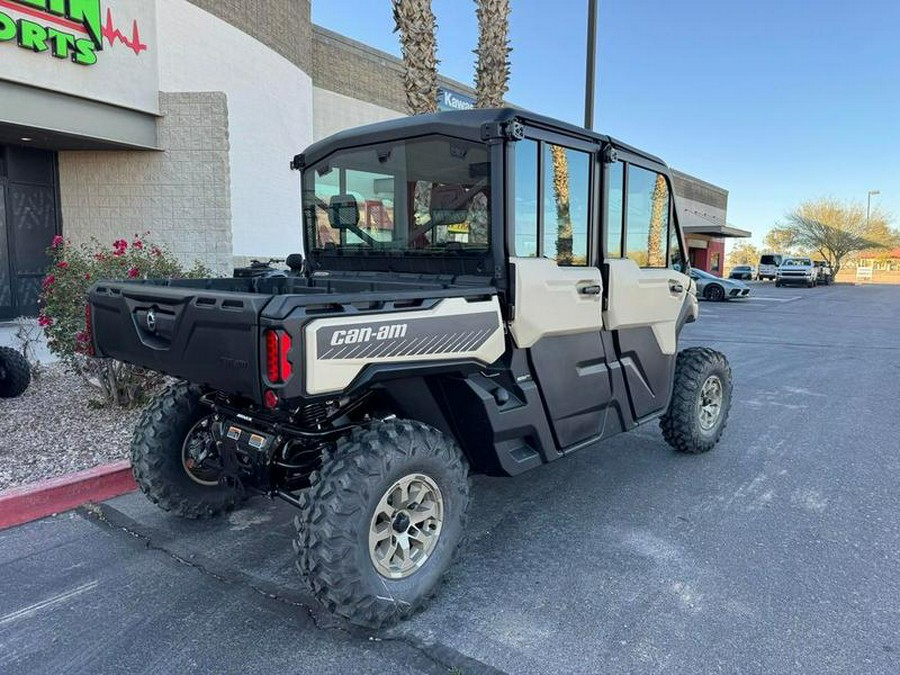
(776, 257, 817, 287)
(729, 264, 757, 281)
(758, 254, 783, 280)
(814, 260, 834, 285)
(691, 268, 751, 301)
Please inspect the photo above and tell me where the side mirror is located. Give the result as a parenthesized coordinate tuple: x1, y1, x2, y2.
(286, 253, 304, 272)
(328, 194, 360, 229)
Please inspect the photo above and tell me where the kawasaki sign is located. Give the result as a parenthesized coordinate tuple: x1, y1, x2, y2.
(0, 0, 147, 66)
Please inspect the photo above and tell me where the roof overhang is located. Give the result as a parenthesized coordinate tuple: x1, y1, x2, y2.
(0, 80, 159, 151)
(682, 224, 752, 239)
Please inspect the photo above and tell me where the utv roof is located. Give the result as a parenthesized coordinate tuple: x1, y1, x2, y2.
(294, 107, 666, 169)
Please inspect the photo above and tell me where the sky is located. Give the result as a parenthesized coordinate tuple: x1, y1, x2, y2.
(312, 0, 899, 247)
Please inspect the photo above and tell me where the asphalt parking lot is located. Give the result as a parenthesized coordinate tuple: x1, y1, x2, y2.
(2, 281, 899, 675)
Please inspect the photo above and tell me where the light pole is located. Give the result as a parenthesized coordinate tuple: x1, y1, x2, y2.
(866, 190, 880, 226)
(584, 0, 598, 130)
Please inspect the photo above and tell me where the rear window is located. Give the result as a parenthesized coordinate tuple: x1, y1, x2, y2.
(760, 255, 781, 265)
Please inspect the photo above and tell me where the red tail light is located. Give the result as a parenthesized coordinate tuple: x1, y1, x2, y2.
(279, 333, 293, 381)
(264, 329, 293, 384)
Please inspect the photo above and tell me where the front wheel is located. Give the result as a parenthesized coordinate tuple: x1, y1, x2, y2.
(295, 419, 470, 628)
(704, 284, 726, 302)
(661, 348, 733, 454)
(131, 381, 244, 518)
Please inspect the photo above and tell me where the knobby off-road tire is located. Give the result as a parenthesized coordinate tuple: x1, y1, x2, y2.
(131, 381, 243, 518)
(661, 347, 732, 454)
(0, 347, 30, 398)
(295, 419, 470, 629)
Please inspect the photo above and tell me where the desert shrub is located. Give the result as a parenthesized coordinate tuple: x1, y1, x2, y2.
(40, 235, 211, 407)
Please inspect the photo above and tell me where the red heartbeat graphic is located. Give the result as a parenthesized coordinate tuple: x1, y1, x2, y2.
(101, 8, 147, 56)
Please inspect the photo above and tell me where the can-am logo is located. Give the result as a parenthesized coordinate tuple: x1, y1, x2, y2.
(330, 324, 408, 347)
(0, 0, 147, 66)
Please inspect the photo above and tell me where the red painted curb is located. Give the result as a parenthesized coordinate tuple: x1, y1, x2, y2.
(0, 461, 137, 530)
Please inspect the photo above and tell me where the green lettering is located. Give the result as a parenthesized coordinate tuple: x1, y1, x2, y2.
(0, 11, 15, 41)
(15, 0, 46, 10)
(72, 37, 96, 65)
(17, 19, 48, 52)
(47, 27, 75, 59)
(47, 0, 66, 17)
(66, 0, 101, 49)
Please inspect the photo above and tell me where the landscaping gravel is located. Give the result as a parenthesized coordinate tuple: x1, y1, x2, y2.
(0, 363, 142, 491)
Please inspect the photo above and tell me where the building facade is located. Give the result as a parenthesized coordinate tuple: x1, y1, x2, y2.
(0, 0, 732, 319)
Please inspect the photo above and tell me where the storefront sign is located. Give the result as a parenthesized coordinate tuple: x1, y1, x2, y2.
(437, 88, 475, 112)
(0, 0, 157, 113)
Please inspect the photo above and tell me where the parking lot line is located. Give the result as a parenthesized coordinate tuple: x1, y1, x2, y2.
(0, 580, 98, 626)
(745, 296, 802, 302)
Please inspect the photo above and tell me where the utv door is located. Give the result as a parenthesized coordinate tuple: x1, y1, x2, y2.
(601, 150, 695, 420)
(507, 134, 615, 451)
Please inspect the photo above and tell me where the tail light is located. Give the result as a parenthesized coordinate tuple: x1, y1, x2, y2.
(264, 329, 293, 384)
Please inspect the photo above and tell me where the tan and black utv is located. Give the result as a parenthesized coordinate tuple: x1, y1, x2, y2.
(89, 108, 733, 628)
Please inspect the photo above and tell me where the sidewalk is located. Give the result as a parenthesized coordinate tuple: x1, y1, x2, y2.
(0, 319, 57, 364)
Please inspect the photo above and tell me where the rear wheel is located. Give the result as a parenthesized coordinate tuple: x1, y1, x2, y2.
(661, 348, 732, 454)
(704, 284, 726, 302)
(295, 419, 470, 628)
(131, 381, 244, 518)
(0, 346, 30, 398)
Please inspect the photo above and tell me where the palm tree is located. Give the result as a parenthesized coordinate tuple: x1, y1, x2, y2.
(647, 174, 668, 267)
(474, 0, 511, 108)
(550, 145, 573, 264)
(392, 0, 439, 114)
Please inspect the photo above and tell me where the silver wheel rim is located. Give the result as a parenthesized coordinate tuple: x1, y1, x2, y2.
(368, 473, 444, 579)
(181, 417, 220, 486)
(697, 375, 724, 431)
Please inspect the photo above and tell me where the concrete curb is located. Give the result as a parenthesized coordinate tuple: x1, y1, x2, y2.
(0, 461, 137, 530)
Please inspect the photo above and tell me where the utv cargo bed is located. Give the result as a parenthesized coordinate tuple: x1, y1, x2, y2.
(89, 273, 497, 402)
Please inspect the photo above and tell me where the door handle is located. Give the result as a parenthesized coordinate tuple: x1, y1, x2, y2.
(669, 280, 684, 293)
(578, 284, 602, 295)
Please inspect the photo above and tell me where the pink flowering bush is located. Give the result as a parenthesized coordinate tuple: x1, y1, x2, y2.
(40, 234, 211, 407)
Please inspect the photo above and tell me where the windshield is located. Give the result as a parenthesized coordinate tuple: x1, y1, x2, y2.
(302, 135, 491, 254)
(760, 255, 780, 265)
(692, 268, 717, 279)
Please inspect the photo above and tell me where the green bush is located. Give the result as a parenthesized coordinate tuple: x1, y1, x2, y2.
(40, 234, 211, 407)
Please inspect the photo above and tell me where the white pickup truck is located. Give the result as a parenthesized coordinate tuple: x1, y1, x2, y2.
(775, 257, 818, 288)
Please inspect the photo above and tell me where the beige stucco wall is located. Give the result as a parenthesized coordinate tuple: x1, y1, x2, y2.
(312, 87, 403, 142)
(58, 92, 233, 275)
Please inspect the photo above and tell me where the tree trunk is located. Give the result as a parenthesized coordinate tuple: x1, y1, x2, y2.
(647, 174, 668, 267)
(392, 0, 439, 114)
(474, 0, 511, 108)
(550, 145, 573, 264)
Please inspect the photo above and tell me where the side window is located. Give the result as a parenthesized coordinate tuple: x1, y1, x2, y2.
(513, 139, 539, 257)
(625, 165, 669, 268)
(668, 214, 684, 269)
(606, 160, 624, 258)
(542, 144, 589, 266)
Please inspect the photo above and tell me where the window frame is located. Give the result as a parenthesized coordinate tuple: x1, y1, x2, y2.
(507, 128, 598, 266)
(606, 148, 685, 270)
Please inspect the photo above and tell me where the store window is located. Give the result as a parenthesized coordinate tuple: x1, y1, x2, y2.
(606, 160, 624, 258)
(513, 139, 538, 257)
(542, 144, 589, 266)
(625, 165, 670, 268)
